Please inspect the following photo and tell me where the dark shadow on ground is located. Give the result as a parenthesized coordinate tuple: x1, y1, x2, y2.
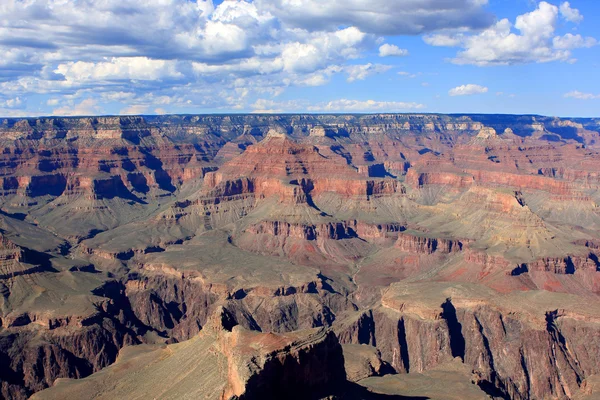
(333, 382, 430, 400)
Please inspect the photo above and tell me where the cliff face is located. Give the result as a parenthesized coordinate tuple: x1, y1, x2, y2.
(2, 113, 600, 399)
(395, 232, 466, 254)
(31, 313, 347, 400)
(337, 282, 600, 400)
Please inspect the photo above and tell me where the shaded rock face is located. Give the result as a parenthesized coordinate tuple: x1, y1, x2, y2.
(337, 301, 600, 400)
(238, 330, 346, 400)
(511, 256, 599, 275)
(2, 113, 600, 399)
(30, 321, 348, 400)
(0, 314, 139, 399)
(342, 344, 392, 383)
(121, 272, 354, 339)
(0, 272, 354, 400)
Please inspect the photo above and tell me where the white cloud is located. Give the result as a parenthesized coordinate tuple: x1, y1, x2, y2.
(250, 98, 303, 113)
(280, 27, 373, 74)
(560, 2, 583, 23)
(307, 99, 425, 112)
(53, 98, 102, 116)
(296, 73, 332, 87)
(0, 97, 23, 109)
(280, 43, 322, 74)
(449, 84, 488, 96)
(55, 57, 183, 83)
(553, 33, 596, 50)
(564, 91, 600, 100)
(345, 64, 391, 82)
(120, 104, 150, 115)
(289, 65, 343, 87)
(424, 1, 597, 66)
(0, 0, 594, 116)
(0, 0, 254, 64)
(423, 34, 464, 47)
(0, 0, 390, 115)
(379, 44, 409, 57)
(100, 92, 137, 102)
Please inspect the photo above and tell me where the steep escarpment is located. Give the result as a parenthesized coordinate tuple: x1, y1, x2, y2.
(337, 282, 600, 400)
(0, 251, 356, 399)
(32, 317, 347, 400)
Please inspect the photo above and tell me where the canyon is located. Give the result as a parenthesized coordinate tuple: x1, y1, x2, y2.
(0, 114, 600, 399)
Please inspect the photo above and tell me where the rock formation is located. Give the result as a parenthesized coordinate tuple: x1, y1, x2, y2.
(31, 311, 346, 400)
(1, 113, 600, 399)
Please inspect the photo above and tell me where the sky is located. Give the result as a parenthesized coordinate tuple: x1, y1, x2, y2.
(0, 0, 599, 117)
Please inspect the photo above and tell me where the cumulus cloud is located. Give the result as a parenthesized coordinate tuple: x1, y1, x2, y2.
(564, 91, 600, 100)
(250, 98, 303, 113)
(0, 0, 251, 63)
(0, 97, 22, 109)
(55, 58, 184, 83)
(345, 64, 392, 82)
(279, 27, 373, 74)
(559, 2, 583, 23)
(0, 0, 595, 115)
(379, 44, 409, 57)
(53, 98, 102, 116)
(120, 104, 150, 115)
(449, 84, 488, 96)
(0, 0, 393, 114)
(553, 34, 596, 50)
(425, 1, 597, 66)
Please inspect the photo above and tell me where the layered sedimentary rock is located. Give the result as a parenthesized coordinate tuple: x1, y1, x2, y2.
(1, 113, 600, 399)
(395, 232, 466, 254)
(337, 282, 600, 399)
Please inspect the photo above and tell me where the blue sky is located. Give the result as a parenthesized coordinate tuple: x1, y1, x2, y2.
(0, 0, 599, 117)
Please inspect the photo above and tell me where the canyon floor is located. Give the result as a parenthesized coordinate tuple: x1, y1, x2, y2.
(1, 114, 600, 399)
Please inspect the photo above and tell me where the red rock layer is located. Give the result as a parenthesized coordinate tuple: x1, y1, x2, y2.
(395, 232, 466, 255)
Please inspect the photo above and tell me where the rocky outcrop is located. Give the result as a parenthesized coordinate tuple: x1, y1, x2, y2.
(510, 255, 600, 275)
(0, 264, 354, 399)
(231, 328, 346, 399)
(203, 136, 403, 206)
(246, 221, 358, 242)
(395, 232, 466, 254)
(0, 307, 140, 399)
(338, 283, 600, 400)
(342, 344, 390, 382)
(31, 318, 347, 400)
